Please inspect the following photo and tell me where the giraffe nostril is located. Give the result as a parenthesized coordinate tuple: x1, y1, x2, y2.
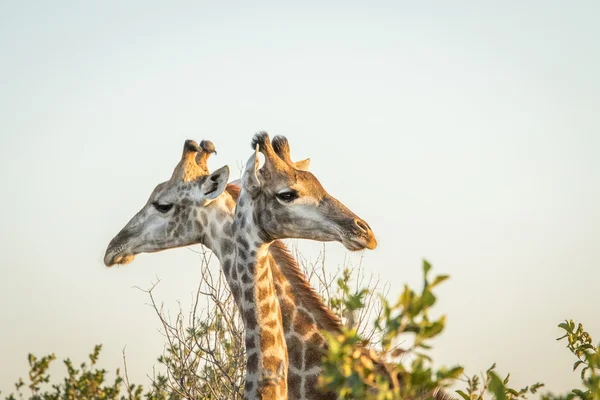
(354, 219, 371, 234)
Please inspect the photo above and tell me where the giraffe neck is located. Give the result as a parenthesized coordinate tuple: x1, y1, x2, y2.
(230, 193, 288, 399)
(205, 192, 337, 400)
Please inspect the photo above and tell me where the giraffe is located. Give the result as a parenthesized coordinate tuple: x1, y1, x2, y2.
(233, 132, 380, 399)
(240, 133, 454, 400)
(104, 137, 452, 400)
(104, 139, 343, 399)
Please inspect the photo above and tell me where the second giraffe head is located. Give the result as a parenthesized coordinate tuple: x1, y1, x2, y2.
(241, 132, 377, 251)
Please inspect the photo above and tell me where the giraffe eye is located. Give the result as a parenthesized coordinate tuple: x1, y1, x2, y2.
(153, 202, 174, 213)
(276, 190, 299, 203)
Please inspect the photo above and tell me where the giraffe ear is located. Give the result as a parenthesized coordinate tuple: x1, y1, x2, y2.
(201, 165, 230, 201)
(294, 158, 310, 171)
(242, 145, 261, 197)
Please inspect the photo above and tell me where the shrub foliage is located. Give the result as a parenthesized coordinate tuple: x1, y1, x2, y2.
(2, 252, 598, 399)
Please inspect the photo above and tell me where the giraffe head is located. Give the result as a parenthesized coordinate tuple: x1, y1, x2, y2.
(104, 139, 231, 267)
(241, 132, 377, 251)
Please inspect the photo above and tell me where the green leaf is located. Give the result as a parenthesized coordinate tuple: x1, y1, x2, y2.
(444, 366, 465, 380)
(488, 373, 507, 400)
(573, 360, 585, 371)
(430, 274, 450, 289)
(421, 290, 437, 308)
(558, 322, 571, 332)
(423, 259, 432, 276)
(456, 390, 470, 400)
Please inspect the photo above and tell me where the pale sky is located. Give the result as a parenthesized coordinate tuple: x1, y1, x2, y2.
(1, 1, 598, 397)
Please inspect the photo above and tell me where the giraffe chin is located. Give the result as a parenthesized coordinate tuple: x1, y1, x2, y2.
(342, 236, 378, 252)
(106, 254, 136, 267)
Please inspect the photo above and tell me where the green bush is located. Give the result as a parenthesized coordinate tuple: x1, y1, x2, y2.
(2, 257, 598, 399)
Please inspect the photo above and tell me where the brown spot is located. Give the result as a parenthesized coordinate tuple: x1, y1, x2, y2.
(244, 289, 253, 303)
(258, 384, 276, 398)
(222, 259, 231, 275)
(260, 330, 275, 350)
(288, 371, 301, 399)
(307, 332, 325, 348)
(265, 319, 278, 329)
(220, 239, 234, 255)
(258, 266, 270, 283)
(175, 225, 184, 238)
(259, 301, 271, 317)
(244, 309, 257, 330)
(287, 335, 303, 369)
(305, 345, 324, 370)
(293, 309, 314, 336)
(246, 262, 255, 274)
(200, 212, 208, 226)
(236, 236, 250, 251)
(247, 353, 258, 373)
(223, 221, 233, 235)
(305, 374, 325, 399)
(244, 379, 254, 394)
(246, 335, 256, 349)
(262, 355, 282, 373)
(241, 273, 251, 284)
(230, 284, 240, 302)
(280, 301, 295, 332)
(257, 285, 271, 302)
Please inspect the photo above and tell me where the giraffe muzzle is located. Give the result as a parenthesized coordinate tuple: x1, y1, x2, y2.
(340, 218, 377, 251)
(104, 237, 137, 267)
(104, 252, 136, 267)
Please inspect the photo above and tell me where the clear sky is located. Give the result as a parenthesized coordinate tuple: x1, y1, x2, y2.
(1, 0, 598, 396)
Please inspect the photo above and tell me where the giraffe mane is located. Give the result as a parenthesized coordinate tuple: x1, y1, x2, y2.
(432, 388, 456, 400)
(269, 240, 343, 333)
(225, 183, 241, 201)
